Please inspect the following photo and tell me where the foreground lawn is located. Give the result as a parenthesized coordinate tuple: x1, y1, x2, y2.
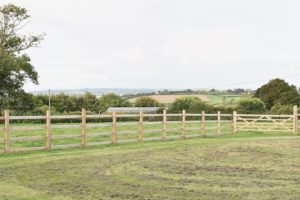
(0, 133, 299, 200)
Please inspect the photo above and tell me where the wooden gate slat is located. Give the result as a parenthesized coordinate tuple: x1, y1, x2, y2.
(236, 114, 293, 132)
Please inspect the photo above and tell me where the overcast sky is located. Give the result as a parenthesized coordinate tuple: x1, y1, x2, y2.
(3, 0, 300, 91)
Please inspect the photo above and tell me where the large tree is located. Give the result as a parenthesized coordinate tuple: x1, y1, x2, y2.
(254, 79, 300, 109)
(0, 4, 44, 112)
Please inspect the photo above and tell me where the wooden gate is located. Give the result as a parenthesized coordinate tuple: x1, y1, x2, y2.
(236, 114, 294, 132)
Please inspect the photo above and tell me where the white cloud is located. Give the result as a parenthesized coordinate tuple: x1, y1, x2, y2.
(160, 28, 251, 65)
(2, 0, 300, 90)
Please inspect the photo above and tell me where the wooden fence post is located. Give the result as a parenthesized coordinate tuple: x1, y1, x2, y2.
(4, 111, 10, 153)
(201, 111, 206, 137)
(163, 109, 167, 140)
(81, 108, 87, 147)
(293, 105, 298, 135)
(232, 111, 237, 134)
(46, 110, 51, 149)
(112, 111, 117, 144)
(181, 110, 186, 139)
(138, 111, 143, 142)
(217, 111, 221, 136)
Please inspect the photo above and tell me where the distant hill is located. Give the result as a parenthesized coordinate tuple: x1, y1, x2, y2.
(30, 88, 161, 96)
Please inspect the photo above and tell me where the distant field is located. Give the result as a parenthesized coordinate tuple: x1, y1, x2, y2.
(129, 94, 242, 104)
(129, 94, 209, 104)
(206, 94, 242, 105)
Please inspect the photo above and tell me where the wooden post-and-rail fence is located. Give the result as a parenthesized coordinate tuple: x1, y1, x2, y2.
(1, 106, 299, 153)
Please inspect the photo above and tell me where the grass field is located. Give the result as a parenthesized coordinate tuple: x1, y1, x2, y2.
(0, 131, 299, 200)
(128, 94, 209, 104)
(206, 94, 242, 105)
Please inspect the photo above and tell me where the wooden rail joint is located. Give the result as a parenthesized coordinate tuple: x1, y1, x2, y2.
(4, 111, 10, 153)
(201, 111, 206, 137)
(138, 111, 143, 142)
(81, 108, 87, 147)
(181, 110, 186, 139)
(46, 110, 51, 150)
(112, 111, 117, 144)
(163, 109, 167, 140)
(293, 105, 298, 135)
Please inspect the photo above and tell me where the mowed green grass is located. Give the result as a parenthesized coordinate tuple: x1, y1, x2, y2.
(0, 131, 299, 200)
(206, 94, 242, 105)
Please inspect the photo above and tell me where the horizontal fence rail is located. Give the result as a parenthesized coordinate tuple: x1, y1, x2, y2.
(0, 105, 298, 153)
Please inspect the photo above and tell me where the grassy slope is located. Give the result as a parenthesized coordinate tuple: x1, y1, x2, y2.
(0, 132, 299, 200)
(206, 94, 242, 105)
(128, 94, 209, 104)
(127, 94, 242, 105)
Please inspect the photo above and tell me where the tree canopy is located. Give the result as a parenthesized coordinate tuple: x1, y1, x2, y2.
(254, 79, 300, 109)
(0, 4, 44, 112)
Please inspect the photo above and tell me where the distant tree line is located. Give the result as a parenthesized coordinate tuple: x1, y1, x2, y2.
(1, 78, 300, 116)
(0, 92, 161, 115)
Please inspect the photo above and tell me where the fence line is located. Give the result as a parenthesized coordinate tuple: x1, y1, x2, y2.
(0, 106, 299, 153)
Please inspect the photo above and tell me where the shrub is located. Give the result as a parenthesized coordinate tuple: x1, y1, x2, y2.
(237, 97, 266, 114)
(97, 93, 131, 113)
(270, 104, 294, 115)
(214, 105, 235, 114)
(134, 96, 160, 107)
(168, 96, 213, 113)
